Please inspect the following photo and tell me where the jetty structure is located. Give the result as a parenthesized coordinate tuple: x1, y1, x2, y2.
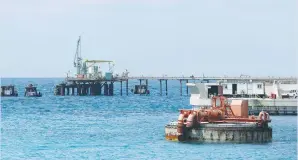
(55, 36, 297, 97)
(165, 83, 272, 143)
(54, 36, 297, 114)
(54, 36, 129, 96)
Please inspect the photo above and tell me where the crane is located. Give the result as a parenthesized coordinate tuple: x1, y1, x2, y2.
(72, 36, 116, 79)
(73, 36, 82, 75)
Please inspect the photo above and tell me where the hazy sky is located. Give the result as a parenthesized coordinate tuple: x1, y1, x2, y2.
(0, 0, 296, 77)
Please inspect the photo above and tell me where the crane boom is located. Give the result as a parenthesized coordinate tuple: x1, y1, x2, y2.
(74, 36, 82, 75)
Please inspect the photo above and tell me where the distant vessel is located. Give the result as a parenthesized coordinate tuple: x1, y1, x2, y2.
(132, 85, 150, 95)
(0, 85, 18, 97)
(165, 83, 272, 143)
(24, 84, 42, 97)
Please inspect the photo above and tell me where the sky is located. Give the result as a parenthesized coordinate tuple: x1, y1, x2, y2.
(0, 0, 297, 78)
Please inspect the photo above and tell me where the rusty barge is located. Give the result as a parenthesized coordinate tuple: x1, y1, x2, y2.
(165, 83, 272, 143)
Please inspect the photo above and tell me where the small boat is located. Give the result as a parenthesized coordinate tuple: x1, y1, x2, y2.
(0, 85, 18, 97)
(133, 85, 150, 95)
(24, 84, 42, 97)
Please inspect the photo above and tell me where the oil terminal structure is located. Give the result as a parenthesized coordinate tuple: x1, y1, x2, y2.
(165, 83, 272, 143)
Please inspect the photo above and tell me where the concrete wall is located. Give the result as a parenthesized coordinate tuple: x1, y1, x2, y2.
(188, 127, 272, 143)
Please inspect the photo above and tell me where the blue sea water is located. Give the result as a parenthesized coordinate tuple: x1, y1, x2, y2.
(1, 78, 297, 160)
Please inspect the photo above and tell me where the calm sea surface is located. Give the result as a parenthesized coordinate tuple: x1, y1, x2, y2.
(1, 78, 297, 160)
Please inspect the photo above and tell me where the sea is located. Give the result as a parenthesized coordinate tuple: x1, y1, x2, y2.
(1, 78, 297, 160)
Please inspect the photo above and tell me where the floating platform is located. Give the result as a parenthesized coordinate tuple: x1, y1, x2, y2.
(165, 121, 272, 143)
(165, 83, 273, 143)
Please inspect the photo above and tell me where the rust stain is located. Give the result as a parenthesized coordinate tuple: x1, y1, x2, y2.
(165, 134, 178, 141)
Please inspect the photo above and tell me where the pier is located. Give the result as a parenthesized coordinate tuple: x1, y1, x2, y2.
(52, 36, 297, 115)
(54, 75, 297, 97)
(55, 77, 193, 96)
(54, 79, 128, 96)
(56, 36, 297, 97)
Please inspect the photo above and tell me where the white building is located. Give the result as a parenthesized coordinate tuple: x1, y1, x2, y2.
(221, 82, 265, 97)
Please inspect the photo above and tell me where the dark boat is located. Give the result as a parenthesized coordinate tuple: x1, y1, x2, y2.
(24, 84, 42, 97)
(133, 85, 150, 95)
(0, 85, 18, 97)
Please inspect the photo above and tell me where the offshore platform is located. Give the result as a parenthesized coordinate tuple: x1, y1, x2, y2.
(54, 36, 129, 96)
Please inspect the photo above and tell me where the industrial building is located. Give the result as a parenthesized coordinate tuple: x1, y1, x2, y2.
(221, 82, 266, 98)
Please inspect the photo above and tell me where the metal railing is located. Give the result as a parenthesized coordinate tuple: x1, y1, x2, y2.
(64, 75, 297, 82)
(127, 76, 297, 81)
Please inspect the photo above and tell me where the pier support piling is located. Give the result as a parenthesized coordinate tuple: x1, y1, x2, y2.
(186, 80, 189, 95)
(72, 87, 74, 96)
(108, 82, 114, 96)
(146, 79, 148, 94)
(104, 82, 108, 96)
(180, 80, 182, 96)
(160, 80, 162, 96)
(120, 81, 123, 96)
(165, 80, 168, 96)
(139, 79, 142, 95)
(126, 80, 128, 96)
(66, 87, 70, 95)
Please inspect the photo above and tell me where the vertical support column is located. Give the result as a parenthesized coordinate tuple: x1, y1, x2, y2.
(145, 79, 148, 94)
(61, 84, 65, 96)
(86, 84, 89, 95)
(160, 80, 162, 96)
(99, 83, 102, 95)
(90, 83, 93, 96)
(82, 84, 85, 96)
(104, 82, 108, 96)
(180, 80, 182, 96)
(77, 84, 81, 96)
(90, 83, 93, 95)
(71, 86, 74, 95)
(93, 83, 98, 95)
(186, 79, 189, 95)
(120, 81, 123, 96)
(126, 80, 128, 96)
(165, 80, 168, 96)
(66, 87, 70, 95)
(108, 82, 114, 96)
(82, 85, 85, 96)
(139, 79, 142, 95)
(86, 85, 89, 96)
